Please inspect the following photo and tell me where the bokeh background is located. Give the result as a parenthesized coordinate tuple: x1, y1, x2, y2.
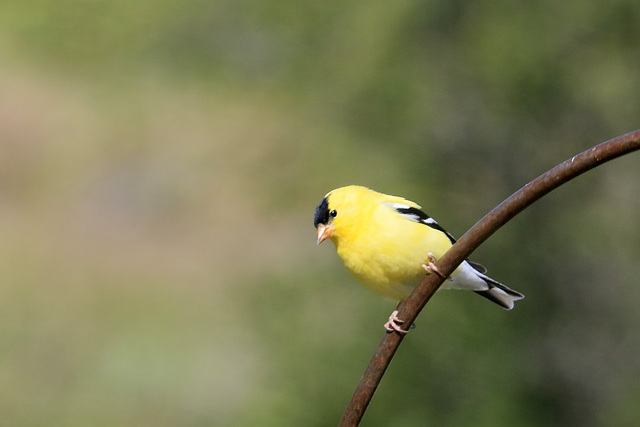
(1, 1, 640, 425)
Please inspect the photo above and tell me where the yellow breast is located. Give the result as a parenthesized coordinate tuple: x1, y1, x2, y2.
(332, 203, 452, 300)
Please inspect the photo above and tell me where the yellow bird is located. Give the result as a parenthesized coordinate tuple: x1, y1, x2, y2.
(314, 185, 524, 333)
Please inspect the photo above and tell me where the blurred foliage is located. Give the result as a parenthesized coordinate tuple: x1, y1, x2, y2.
(1, 0, 640, 425)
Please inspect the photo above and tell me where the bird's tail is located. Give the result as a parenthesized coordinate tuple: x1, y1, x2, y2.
(472, 268, 525, 310)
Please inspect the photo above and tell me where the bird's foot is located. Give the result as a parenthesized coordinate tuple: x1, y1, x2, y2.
(422, 252, 446, 278)
(384, 310, 408, 334)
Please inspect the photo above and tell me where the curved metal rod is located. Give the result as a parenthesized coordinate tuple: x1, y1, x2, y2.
(340, 129, 640, 426)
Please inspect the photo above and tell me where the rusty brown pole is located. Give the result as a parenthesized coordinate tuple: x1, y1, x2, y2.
(339, 129, 640, 426)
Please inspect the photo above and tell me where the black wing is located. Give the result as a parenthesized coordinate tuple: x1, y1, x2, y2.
(390, 204, 457, 245)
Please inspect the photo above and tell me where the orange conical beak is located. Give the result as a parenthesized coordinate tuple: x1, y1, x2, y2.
(316, 224, 334, 245)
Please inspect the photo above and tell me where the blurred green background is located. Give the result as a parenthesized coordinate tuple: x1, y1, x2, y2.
(1, 0, 639, 425)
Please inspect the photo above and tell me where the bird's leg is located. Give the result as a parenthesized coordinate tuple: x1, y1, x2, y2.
(384, 309, 408, 334)
(422, 252, 446, 278)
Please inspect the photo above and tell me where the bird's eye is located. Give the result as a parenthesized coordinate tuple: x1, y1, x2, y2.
(330, 210, 337, 218)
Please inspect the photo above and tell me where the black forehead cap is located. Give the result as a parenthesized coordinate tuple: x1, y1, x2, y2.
(314, 197, 330, 228)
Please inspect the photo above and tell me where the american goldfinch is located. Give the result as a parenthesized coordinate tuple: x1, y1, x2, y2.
(314, 185, 524, 333)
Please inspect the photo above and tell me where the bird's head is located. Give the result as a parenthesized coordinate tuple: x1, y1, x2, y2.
(314, 185, 373, 245)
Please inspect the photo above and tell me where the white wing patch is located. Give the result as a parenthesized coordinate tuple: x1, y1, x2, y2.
(389, 202, 414, 210)
(389, 203, 423, 222)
